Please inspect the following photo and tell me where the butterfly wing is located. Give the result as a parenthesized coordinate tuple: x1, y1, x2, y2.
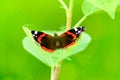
(59, 26, 85, 48)
(31, 31, 57, 52)
(31, 26, 85, 52)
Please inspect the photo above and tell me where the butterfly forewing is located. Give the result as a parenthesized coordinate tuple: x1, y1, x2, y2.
(59, 27, 85, 48)
(31, 31, 57, 52)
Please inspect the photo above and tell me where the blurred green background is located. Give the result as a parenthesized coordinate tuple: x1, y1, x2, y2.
(0, 0, 120, 80)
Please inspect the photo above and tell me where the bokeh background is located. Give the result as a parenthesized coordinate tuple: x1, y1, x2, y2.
(0, 0, 120, 80)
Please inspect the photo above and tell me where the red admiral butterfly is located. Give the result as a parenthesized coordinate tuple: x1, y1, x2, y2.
(31, 26, 85, 52)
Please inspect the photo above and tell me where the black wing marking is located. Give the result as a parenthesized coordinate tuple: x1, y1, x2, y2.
(68, 26, 85, 37)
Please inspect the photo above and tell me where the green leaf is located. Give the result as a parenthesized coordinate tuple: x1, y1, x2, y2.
(85, 0, 119, 19)
(22, 27, 91, 67)
(82, 0, 100, 16)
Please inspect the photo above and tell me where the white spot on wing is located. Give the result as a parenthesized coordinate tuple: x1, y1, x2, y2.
(75, 30, 81, 34)
(32, 34, 35, 37)
(34, 31, 38, 34)
(78, 31, 81, 33)
(74, 28, 78, 31)
(35, 36, 37, 37)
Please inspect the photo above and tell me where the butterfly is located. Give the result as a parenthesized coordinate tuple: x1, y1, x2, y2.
(31, 26, 85, 52)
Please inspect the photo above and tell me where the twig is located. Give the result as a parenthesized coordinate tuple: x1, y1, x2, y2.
(58, 0, 74, 30)
(50, 0, 75, 80)
(51, 67, 54, 80)
(53, 62, 62, 80)
(66, 0, 74, 30)
(50, 62, 62, 80)
(58, 0, 69, 12)
(73, 15, 87, 28)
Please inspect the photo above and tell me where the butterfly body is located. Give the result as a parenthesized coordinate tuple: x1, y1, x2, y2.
(31, 26, 85, 52)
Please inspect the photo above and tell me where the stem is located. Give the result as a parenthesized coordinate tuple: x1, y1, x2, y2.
(66, 0, 74, 30)
(51, 1, 73, 80)
(73, 15, 87, 28)
(50, 62, 62, 80)
(53, 62, 62, 80)
(58, 0, 69, 11)
(51, 67, 54, 80)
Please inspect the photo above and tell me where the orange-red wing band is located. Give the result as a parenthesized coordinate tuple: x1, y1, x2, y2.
(65, 31, 76, 40)
(41, 46, 54, 53)
(37, 34, 46, 43)
(64, 41, 75, 49)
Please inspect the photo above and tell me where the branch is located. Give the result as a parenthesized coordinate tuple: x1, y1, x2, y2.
(58, 0, 74, 30)
(53, 62, 62, 80)
(66, 0, 74, 30)
(51, 62, 62, 80)
(51, 67, 55, 80)
(58, 0, 69, 12)
(73, 16, 87, 28)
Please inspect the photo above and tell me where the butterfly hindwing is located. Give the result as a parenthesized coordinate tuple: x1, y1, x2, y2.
(59, 32, 75, 48)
